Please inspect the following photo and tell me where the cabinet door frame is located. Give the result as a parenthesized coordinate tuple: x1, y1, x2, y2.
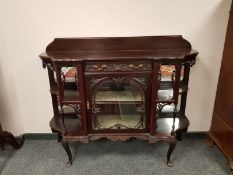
(85, 72, 152, 134)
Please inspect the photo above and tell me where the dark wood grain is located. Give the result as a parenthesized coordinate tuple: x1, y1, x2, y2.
(40, 35, 194, 62)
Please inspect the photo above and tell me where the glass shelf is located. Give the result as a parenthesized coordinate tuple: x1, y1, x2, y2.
(95, 90, 142, 103)
(50, 117, 82, 136)
(156, 116, 186, 135)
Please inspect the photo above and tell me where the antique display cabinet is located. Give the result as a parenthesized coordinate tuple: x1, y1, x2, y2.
(39, 36, 197, 166)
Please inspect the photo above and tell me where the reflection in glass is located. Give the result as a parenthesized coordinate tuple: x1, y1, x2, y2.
(157, 65, 184, 101)
(158, 90, 173, 101)
(91, 77, 147, 130)
(61, 67, 79, 101)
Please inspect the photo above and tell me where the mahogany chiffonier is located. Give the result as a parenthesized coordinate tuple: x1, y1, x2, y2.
(39, 36, 197, 166)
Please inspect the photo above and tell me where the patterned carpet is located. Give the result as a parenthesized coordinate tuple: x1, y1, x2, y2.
(0, 137, 231, 175)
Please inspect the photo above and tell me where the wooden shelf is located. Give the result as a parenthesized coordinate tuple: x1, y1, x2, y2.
(50, 114, 188, 137)
(95, 90, 142, 102)
(159, 81, 188, 92)
(50, 117, 82, 136)
(156, 115, 189, 136)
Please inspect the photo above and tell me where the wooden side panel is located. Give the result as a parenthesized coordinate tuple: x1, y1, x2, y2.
(210, 2, 233, 161)
(214, 10, 233, 129)
(210, 112, 233, 159)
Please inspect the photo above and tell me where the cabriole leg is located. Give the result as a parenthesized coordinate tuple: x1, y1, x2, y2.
(167, 140, 177, 167)
(51, 129, 62, 142)
(61, 142, 72, 166)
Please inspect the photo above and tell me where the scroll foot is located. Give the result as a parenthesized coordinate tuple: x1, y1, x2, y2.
(167, 140, 177, 167)
(0, 131, 24, 150)
(206, 134, 215, 148)
(61, 142, 72, 166)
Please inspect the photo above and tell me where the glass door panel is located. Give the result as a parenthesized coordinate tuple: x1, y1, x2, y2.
(89, 76, 149, 131)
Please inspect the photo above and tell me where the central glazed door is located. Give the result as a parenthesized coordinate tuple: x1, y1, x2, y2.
(85, 71, 152, 133)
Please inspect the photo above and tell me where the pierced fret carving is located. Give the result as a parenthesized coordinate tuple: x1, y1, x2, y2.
(92, 105, 101, 114)
(136, 104, 145, 113)
(94, 120, 144, 130)
(133, 78, 147, 89)
(59, 104, 81, 119)
(157, 103, 170, 114)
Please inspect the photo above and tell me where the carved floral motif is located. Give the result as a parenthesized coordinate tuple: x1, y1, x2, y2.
(85, 63, 152, 72)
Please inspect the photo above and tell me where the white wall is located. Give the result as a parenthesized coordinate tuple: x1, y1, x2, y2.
(0, 0, 231, 135)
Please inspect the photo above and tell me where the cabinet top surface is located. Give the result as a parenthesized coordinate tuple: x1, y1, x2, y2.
(40, 35, 197, 62)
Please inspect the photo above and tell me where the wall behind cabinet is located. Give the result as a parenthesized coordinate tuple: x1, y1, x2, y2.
(0, 0, 231, 135)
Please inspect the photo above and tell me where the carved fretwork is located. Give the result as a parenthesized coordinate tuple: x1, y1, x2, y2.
(91, 77, 109, 88)
(132, 78, 147, 89)
(91, 105, 101, 114)
(61, 104, 81, 119)
(136, 104, 145, 113)
(43, 62, 55, 71)
(88, 134, 177, 144)
(93, 114, 145, 130)
(157, 71, 161, 87)
(157, 103, 170, 115)
(85, 63, 152, 72)
(109, 124, 130, 130)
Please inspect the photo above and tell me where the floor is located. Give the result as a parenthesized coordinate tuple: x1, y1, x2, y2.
(0, 137, 231, 175)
